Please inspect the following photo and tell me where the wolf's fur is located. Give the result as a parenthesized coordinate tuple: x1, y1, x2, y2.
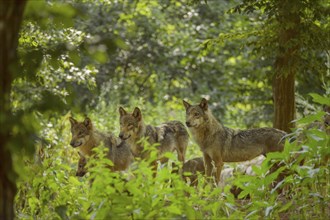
(69, 117, 134, 174)
(182, 157, 205, 186)
(76, 152, 87, 177)
(118, 107, 189, 163)
(183, 98, 286, 184)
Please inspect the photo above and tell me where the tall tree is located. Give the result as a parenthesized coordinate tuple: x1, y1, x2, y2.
(272, 0, 301, 132)
(0, 0, 27, 218)
(215, 0, 329, 132)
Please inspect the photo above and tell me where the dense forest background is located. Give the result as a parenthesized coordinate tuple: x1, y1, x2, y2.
(0, 0, 329, 219)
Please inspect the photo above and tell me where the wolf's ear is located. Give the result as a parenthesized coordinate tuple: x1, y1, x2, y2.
(132, 107, 142, 120)
(119, 107, 127, 117)
(199, 98, 208, 111)
(69, 117, 77, 126)
(83, 117, 93, 129)
(182, 100, 191, 110)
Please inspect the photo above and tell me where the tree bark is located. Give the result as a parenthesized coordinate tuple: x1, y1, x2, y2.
(0, 0, 27, 219)
(273, 0, 301, 132)
(273, 72, 296, 132)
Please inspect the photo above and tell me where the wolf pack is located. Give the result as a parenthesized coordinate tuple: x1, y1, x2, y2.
(69, 98, 330, 187)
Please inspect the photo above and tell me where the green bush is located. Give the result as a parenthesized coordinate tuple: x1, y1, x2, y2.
(15, 96, 329, 219)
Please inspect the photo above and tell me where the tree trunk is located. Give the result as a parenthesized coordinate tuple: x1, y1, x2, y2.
(273, 72, 296, 132)
(273, 0, 301, 132)
(0, 1, 27, 219)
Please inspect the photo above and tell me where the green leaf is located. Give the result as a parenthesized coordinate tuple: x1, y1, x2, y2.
(114, 38, 129, 50)
(278, 201, 293, 212)
(294, 112, 325, 124)
(309, 93, 330, 106)
(238, 189, 251, 199)
(168, 204, 182, 215)
(24, 1, 47, 18)
(90, 50, 108, 64)
(28, 197, 39, 214)
(49, 3, 76, 18)
(68, 50, 81, 65)
(55, 205, 69, 220)
(69, 176, 81, 185)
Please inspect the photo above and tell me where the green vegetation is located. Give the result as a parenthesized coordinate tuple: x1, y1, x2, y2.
(14, 94, 330, 219)
(0, 0, 329, 219)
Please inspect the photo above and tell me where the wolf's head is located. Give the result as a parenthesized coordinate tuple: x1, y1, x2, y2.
(118, 107, 142, 140)
(183, 98, 209, 128)
(76, 151, 87, 177)
(69, 117, 93, 148)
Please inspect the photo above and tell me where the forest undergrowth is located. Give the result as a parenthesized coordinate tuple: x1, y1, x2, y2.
(15, 97, 329, 219)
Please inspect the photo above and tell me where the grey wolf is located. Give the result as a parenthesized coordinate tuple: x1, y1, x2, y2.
(182, 157, 205, 186)
(118, 107, 189, 163)
(183, 98, 286, 184)
(69, 117, 134, 174)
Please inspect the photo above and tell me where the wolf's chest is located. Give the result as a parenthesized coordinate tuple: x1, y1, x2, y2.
(129, 141, 141, 157)
(193, 131, 222, 150)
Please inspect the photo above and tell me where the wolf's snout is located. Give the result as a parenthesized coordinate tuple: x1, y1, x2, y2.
(119, 133, 131, 140)
(119, 133, 124, 139)
(70, 140, 81, 147)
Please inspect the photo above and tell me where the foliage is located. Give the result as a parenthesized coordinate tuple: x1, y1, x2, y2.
(206, 0, 329, 95)
(15, 95, 329, 219)
(9, 0, 330, 219)
(14, 0, 290, 128)
(15, 0, 329, 129)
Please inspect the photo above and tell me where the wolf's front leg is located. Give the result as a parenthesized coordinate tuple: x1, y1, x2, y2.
(214, 160, 224, 186)
(203, 153, 213, 177)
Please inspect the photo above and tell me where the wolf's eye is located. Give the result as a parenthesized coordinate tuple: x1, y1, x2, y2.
(78, 131, 84, 136)
(194, 112, 200, 117)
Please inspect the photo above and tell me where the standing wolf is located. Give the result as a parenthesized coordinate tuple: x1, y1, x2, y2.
(118, 107, 189, 163)
(69, 117, 134, 174)
(183, 98, 286, 184)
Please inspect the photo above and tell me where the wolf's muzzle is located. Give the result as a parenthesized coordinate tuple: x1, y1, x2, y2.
(119, 133, 131, 140)
(186, 122, 192, 127)
(70, 141, 81, 148)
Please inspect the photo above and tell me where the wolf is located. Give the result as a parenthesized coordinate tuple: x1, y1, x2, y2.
(69, 117, 134, 175)
(118, 107, 189, 163)
(181, 157, 205, 186)
(183, 98, 286, 184)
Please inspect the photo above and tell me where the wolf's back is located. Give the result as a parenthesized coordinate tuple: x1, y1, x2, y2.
(162, 120, 189, 138)
(105, 133, 133, 171)
(230, 127, 286, 153)
(239, 128, 285, 144)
